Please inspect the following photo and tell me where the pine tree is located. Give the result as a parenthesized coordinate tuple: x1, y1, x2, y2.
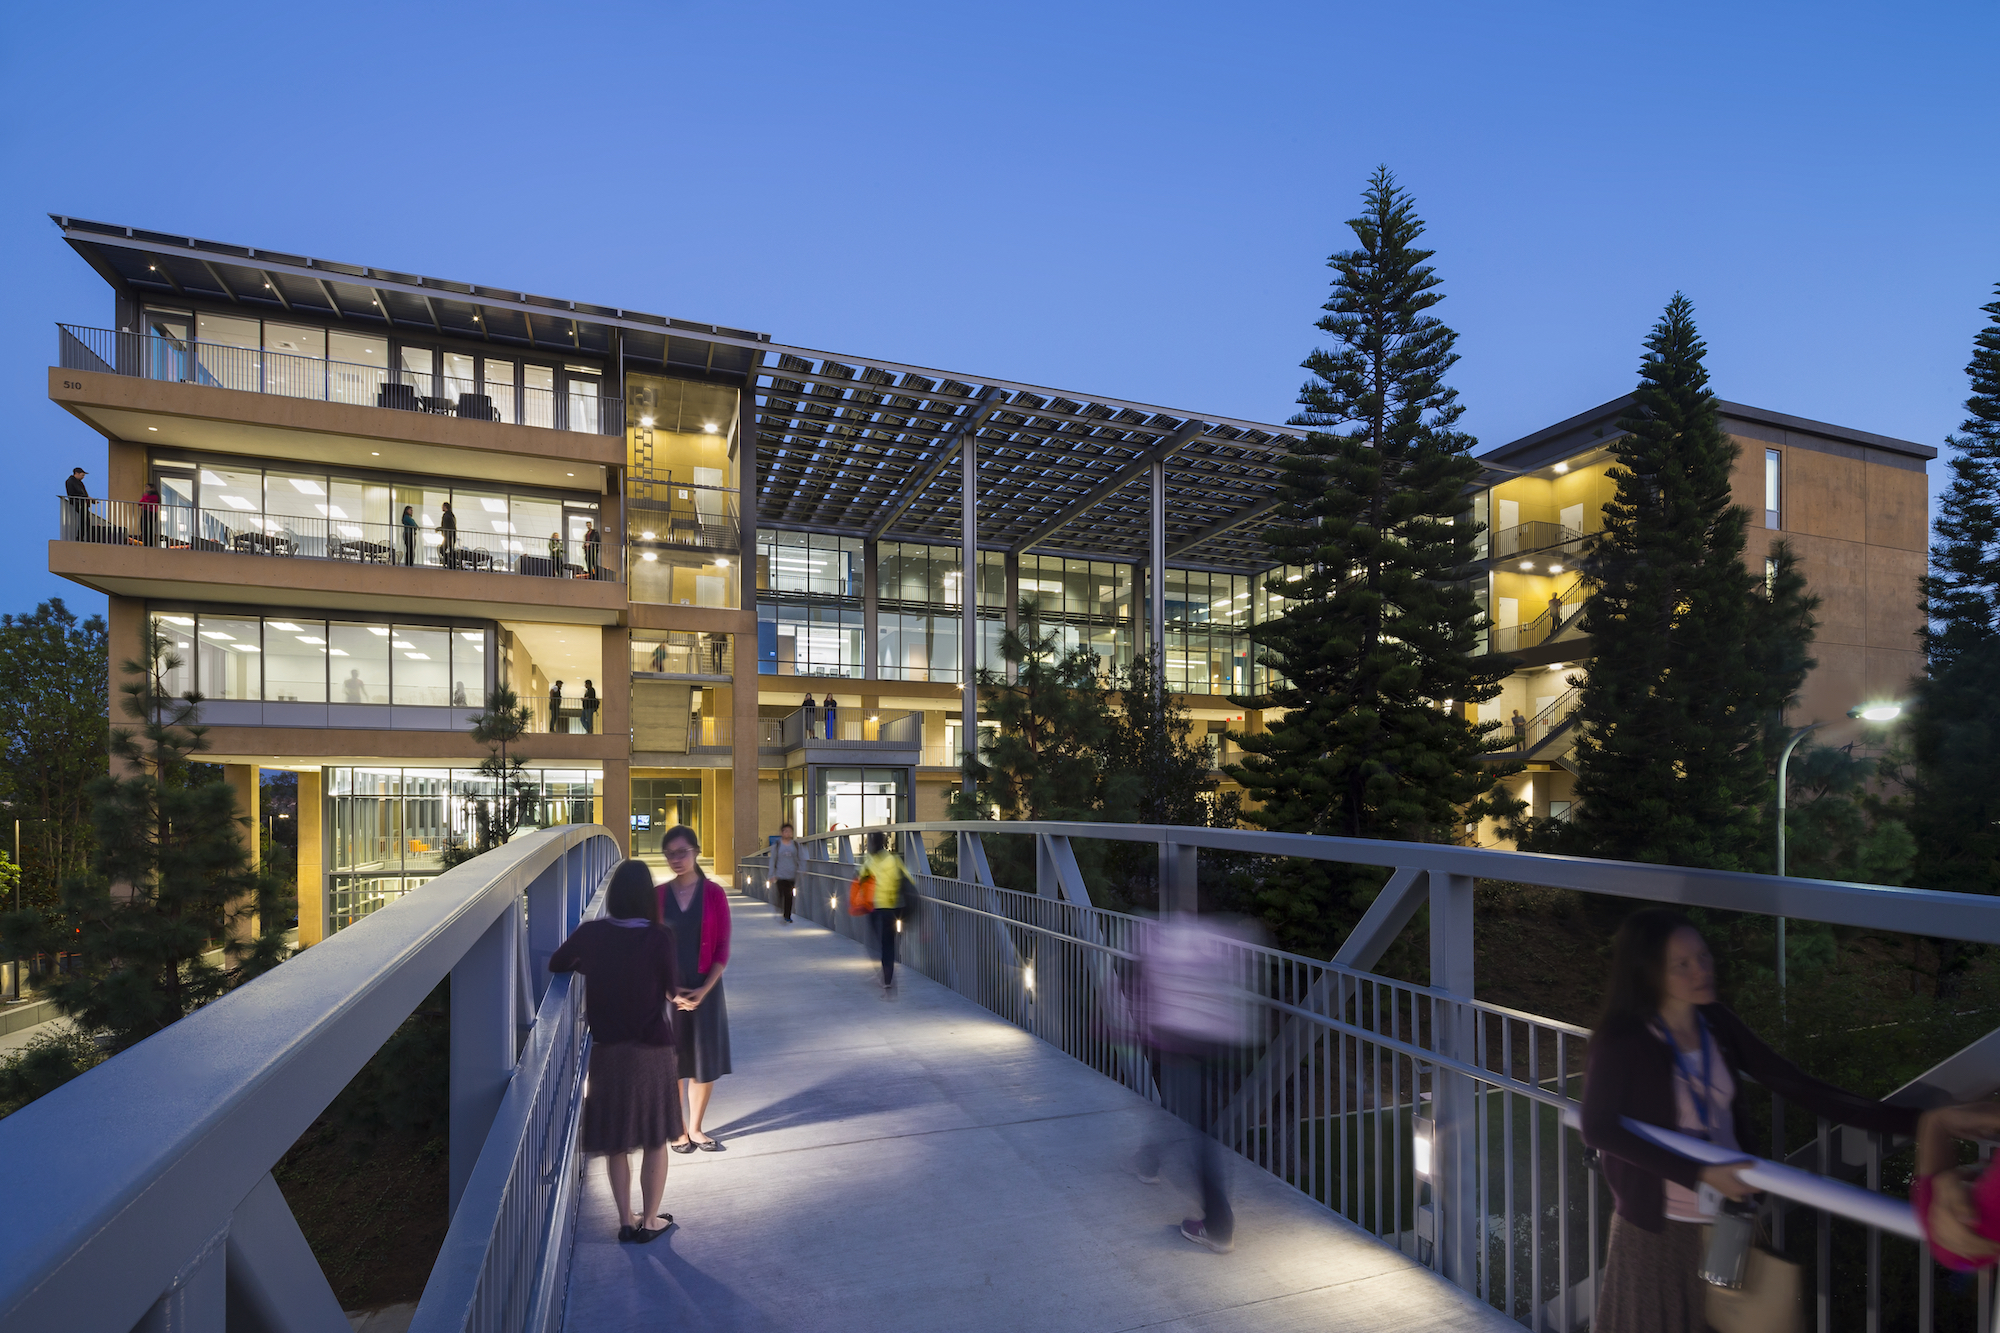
(1556, 295, 1781, 870)
(1906, 286, 2000, 896)
(452, 687, 536, 863)
(1227, 167, 1514, 954)
(0, 622, 289, 1052)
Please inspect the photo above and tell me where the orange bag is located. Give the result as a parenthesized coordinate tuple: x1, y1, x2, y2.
(848, 873, 875, 916)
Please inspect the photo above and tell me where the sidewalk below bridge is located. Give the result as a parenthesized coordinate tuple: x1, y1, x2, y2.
(560, 890, 1515, 1333)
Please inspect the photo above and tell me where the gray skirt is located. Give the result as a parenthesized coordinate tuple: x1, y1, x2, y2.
(582, 1040, 683, 1154)
(674, 976, 732, 1083)
(1596, 1214, 1712, 1333)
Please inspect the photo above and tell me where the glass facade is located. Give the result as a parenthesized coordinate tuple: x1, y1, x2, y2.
(877, 541, 1004, 682)
(1017, 553, 1134, 678)
(1163, 568, 1254, 696)
(629, 777, 703, 858)
(152, 611, 490, 707)
(324, 765, 600, 932)
(626, 374, 740, 608)
(757, 530, 864, 677)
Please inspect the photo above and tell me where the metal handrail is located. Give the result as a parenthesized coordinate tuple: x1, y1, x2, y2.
(55, 497, 620, 582)
(57, 324, 621, 436)
(0, 823, 619, 1333)
(747, 819, 2000, 1329)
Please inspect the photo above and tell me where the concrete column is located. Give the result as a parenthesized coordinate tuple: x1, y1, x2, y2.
(735, 371, 761, 877)
(296, 770, 324, 947)
(960, 430, 978, 794)
(599, 625, 628, 744)
(449, 904, 517, 1214)
(601, 758, 631, 855)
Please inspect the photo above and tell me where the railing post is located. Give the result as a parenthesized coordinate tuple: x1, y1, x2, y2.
(1159, 841, 1197, 914)
(526, 849, 568, 1007)
(1429, 870, 1479, 1289)
(450, 897, 519, 1215)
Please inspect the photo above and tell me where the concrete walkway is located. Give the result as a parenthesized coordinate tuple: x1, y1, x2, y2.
(561, 894, 1512, 1333)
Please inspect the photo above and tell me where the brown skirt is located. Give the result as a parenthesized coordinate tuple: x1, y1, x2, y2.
(1596, 1214, 1713, 1333)
(582, 1039, 683, 1154)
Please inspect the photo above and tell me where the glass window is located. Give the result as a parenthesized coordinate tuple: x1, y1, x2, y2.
(512, 496, 562, 569)
(264, 471, 331, 553)
(482, 358, 516, 424)
(523, 365, 555, 430)
(1765, 449, 1781, 529)
(442, 352, 477, 406)
(193, 313, 260, 393)
(328, 478, 392, 534)
(264, 323, 326, 399)
(453, 490, 511, 570)
(197, 614, 261, 700)
(398, 345, 436, 398)
(452, 631, 487, 707)
(151, 613, 196, 697)
(328, 332, 389, 407)
(564, 370, 601, 435)
(330, 622, 391, 705)
(263, 616, 328, 703)
(393, 626, 452, 706)
(393, 484, 450, 566)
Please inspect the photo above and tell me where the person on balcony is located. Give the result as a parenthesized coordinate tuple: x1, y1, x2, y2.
(583, 523, 601, 577)
(548, 858, 682, 1243)
(548, 531, 564, 573)
(658, 826, 732, 1152)
(581, 680, 598, 735)
(549, 680, 564, 733)
(771, 821, 800, 923)
(440, 501, 459, 568)
(1510, 708, 1528, 751)
(64, 467, 89, 541)
(650, 640, 668, 673)
(1582, 909, 1930, 1331)
(1546, 593, 1565, 630)
(138, 482, 161, 548)
(823, 696, 839, 739)
(401, 505, 418, 566)
(801, 693, 818, 740)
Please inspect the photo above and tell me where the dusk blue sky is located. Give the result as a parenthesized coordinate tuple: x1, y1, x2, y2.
(3, 2, 1994, 616)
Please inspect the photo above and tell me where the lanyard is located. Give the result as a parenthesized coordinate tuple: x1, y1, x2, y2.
(1663, 1013, 1717, 1139)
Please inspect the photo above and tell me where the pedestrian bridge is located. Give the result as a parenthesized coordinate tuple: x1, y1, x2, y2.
(0, 822, 1992, 1332)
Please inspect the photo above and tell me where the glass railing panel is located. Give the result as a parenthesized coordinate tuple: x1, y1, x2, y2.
(55, 325, 622, 436)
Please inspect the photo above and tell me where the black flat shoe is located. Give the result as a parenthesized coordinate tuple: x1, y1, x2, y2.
(695, 1137, 724, 1152)
(669, 1140, 698, 1154)
(657, 1212, 674, 1224)
(633, 1220, 671, 1243)
(618, 1225, 635, 1242)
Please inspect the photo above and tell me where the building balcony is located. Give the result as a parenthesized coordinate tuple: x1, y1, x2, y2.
(59, 325, 621, 436)
(52, 500, 627, 625)
(1480, 520, 1584, 563)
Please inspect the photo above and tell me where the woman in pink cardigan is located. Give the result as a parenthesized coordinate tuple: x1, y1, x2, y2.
(657, 824, 732, 1151)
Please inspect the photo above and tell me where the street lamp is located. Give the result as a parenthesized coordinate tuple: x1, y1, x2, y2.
(1774, 702, 1902, 995)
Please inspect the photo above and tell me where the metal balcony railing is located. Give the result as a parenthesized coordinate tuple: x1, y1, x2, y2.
(776, 707, 922, 749)
(741, 820, 2000, 1330)
(58, 324, 622, 435)
(625, 487, 741, 556)
(632, 632, 733, 678)
(56, 498, 620, 583)
(0, 825, 619, 1333)
(1486, 575, 1587, 655)
(1487, 521, 1585, 561)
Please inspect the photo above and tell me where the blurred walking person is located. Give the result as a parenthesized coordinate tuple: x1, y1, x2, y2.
(1133, 913, 1261, 1254)
(658, 825, 733, 1150)
(548, 859, 681, 1242)
(860, 831, 911, 995)
(771, 821, 801, 923)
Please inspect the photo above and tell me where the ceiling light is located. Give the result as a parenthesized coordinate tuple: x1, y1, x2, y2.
(717, 558, 730, 568)
(480, 499, 507, 513)
(268, 622, 304, 632)
(288, 478, 325, 495)
(639, 416, 654, 428)
(1548, 564, 1563, 575)
(702, 423, 718, 434)
(229, 644, 261, 653)
(642, 552, 658, 562)
(368, 627, 389, 636)
(1553, 462, 1570, 475)
(160, 615, 194, 626)
(148, 426, 158, 432)
(297, 636, 327, 646)
(199, 630, 235, 641)
(567, 473, 574, 477)
(641, 530, 656, 541)
(1519, 561, 1533, 570)
(372, 452, 380, 456)
(403, 652, 430, 660)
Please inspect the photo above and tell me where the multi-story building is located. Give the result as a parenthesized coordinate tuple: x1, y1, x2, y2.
(1466, 398, 1934, 836)
(41, 219, 1932, 934)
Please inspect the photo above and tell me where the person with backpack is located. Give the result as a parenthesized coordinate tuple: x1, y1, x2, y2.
(860, 831, 912, 995)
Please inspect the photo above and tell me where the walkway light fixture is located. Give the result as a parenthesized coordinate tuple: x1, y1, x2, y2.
(1412, 1115, 1435, 1180)
(1775, 701, 1905, 1003)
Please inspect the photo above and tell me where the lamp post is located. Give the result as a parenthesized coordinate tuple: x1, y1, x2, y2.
(1774, 702, 1902, 993)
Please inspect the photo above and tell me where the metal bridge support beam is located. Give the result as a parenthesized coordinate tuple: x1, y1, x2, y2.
(961, 422, 980, 798)
(525, 854, 569, 1007)
(223, 1173, 349, 1333)
(450, 901, 519, 1215)
(1430, 871, 1479, 1286)
(135, 1223, 227, 1333)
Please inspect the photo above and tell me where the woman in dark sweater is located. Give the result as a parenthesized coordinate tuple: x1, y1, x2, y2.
(550, 859, 683, 1242)
(1582, 909, 1923, 1331)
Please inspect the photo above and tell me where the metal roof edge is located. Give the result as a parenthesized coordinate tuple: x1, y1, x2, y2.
(1477, 393, 1937, 469)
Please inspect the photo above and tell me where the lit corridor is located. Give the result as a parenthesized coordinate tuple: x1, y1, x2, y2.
(559, 893, 1511, 1333)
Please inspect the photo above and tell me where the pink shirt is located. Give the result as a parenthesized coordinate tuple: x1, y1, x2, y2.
(1654, 1021, 1738, 1222)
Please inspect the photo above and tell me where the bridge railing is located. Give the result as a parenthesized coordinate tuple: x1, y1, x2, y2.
(742, 821, 2000, 1332)
(0, 823, 619, 1333)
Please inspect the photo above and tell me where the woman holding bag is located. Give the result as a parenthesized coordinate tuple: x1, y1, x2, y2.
(657, 825, 732, 1152)
(1581, 909, 1928, 1331)
(859, 831, 910, 995)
